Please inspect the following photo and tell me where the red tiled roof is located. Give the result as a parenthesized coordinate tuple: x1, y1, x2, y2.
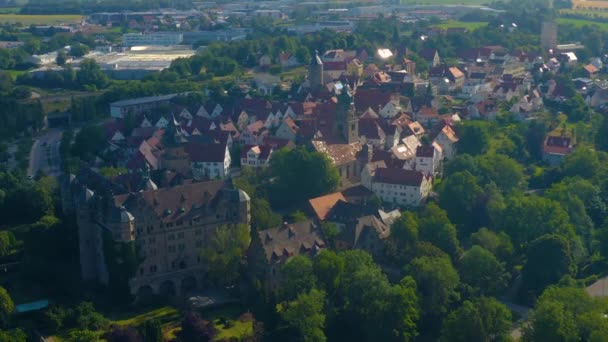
(308, 192, 347, 220)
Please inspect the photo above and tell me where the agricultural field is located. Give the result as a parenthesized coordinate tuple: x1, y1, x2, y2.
(557, 17, 608, 30)
(0, 14, 83, 25)
(572, 0, 608, 9)
(433, 20, 488, 30)
(399, 0, 494, 5)
(560, 8, 608, 17)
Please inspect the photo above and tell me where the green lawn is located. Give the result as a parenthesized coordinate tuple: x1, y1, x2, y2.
(557, 17, 608, 31)
(0, 7, 20, 14)
(112, 306, 180, 326)
(215, 319, 254, 341)
(0, 14, 82, 25)
(433, 20, 488, 30)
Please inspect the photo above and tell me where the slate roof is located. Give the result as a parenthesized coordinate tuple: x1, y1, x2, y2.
(373, 168, 426, 186)
(114, 180, 227, 223)
(186, 142, 227, 163)
(257, 220, 326, 263)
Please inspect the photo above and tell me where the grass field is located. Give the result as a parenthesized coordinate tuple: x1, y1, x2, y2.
(557, 17, 608, 30)
(0, 7, 20, 14)
(0, 14, 82, 25)
(433, 20, 488, 30)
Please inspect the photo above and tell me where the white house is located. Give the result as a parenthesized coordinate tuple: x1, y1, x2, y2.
(366, 167, 432, 207)
(241, 144, 273, 168)
(404, 143, 443, 176)
(275, 117, 299, 142)
(432, 123, 459, 160)
(155, 116, 169, 128)
(187, 143, 231, 180)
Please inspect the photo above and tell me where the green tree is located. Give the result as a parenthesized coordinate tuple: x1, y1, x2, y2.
(493, 195, 574, 251)
(0, 287, 14, 328)
(459, 246, 508, 295)
(76, 58, 109, 90)
(0, 231, 15, 257)
(200, 224, 250, 285)
(141, 319, 162, 342)
(471, 228, 513, 262)
(521, 234, 576, 299)
(386, 211, 419, 262)
(438, 171, 483, 226)
(562, 146, 600, 180)
(440, 297, 512, 342)
(0, 71, 13, 93)
(418, 204, 460, 258)
(457, 122, 489, 155)
(269, 147, 340, 207)
(313, 250, 344, 295)
(68, 329, 105, 342)
(71, 125, 105, 162)
(56, 50, 67, 66)
(277, 289, 327, 342)
(407, 256, 459, 317)
(251, 198, 281, 230)
(524, 286, 608, 341)
(0, 328, 27, 342)
(280, 255, 316, 301)
(596, 115, 608, 151)
(477, 154, 526, 193)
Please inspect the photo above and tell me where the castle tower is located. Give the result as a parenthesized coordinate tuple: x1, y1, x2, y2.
(541, 21, 557, 51)
(309, 50, 324, 89)
(335, 86, 358, 144)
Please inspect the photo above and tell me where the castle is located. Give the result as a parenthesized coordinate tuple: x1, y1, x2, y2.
(62, 168, 250, 298)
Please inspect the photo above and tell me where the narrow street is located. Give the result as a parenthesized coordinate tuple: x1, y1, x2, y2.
(27, 129, 63, 178)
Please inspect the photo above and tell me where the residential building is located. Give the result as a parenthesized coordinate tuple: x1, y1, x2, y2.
(543, 135, 574, 166)
(240, 144, 273, 168)
(249, 220, 326, 291)
(326, 200, 394, 258)
(186, 143, 231, 180)
(365, 167, 432, 207)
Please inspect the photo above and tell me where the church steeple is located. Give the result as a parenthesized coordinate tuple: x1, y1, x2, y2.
(309, 50, 324, 89)
(335, 85, 358, 144)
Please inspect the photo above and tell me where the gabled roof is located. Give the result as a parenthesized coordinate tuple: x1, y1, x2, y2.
(186, 142, 227, 163)
(241, 144, 273, 160)
(257, 220, 326, 263)
(308, 192, 346, 221)
(115, 180, 227, 223)
(373, 168, 426, 186)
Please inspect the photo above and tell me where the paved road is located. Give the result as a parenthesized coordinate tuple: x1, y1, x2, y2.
(27, 129, 63, 178)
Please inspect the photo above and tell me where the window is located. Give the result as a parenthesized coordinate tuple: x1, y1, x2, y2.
(168, 234, 175, 241)
(149, 265, 157, 273)
(168, 245, 176, 253)
(178, 243, 185, 251)
(166, 223, 174, 228)
(177, 232, 185, 239)
(196, 240, 202, 247)
(195, 229, 202, 236)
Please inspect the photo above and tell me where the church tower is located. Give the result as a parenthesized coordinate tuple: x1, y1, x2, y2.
(335, 86, 358, 144)
(309, 50, 323, 89)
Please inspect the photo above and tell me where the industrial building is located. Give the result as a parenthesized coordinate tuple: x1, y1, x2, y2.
(122, 32, 184, 47)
